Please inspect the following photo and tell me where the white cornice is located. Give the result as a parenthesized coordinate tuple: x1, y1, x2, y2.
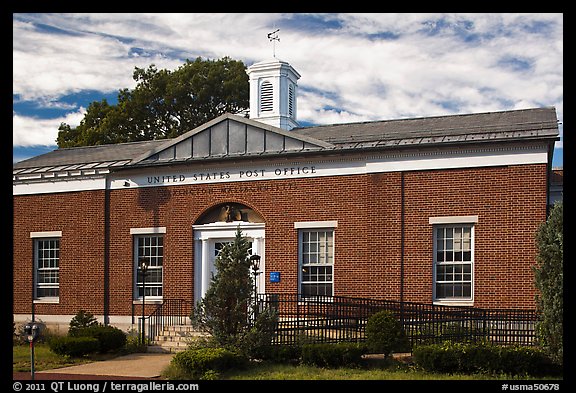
(13, 141, 550, 196)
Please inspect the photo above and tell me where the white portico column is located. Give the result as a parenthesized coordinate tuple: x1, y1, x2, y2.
(201, 238, 210, 299)
(252, 236, 265, 294)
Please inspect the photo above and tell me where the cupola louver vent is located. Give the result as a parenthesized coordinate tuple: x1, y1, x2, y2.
(260, 81, 273, 112)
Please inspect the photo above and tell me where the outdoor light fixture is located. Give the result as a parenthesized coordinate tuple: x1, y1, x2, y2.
(249, 254, 262, 315)
(250, 254, 261, 275)
(138, 257, 149, 345)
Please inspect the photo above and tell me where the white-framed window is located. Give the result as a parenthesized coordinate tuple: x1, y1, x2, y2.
(298, 229, 334, 298)
(34, 237, 60, 300)
(433, 224, 474, 303)
(134, 234, 164, 300)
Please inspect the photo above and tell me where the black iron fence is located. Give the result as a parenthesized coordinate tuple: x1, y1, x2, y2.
(256, 293, 539, 347)
(145, 294, 539, 348)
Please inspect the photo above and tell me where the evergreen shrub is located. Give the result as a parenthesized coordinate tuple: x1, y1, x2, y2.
(413, 341, 560, 376)
(171, 347, 247, 379)
(49, 336, 99, 357)
(301, 342, 367, 368)
(73, 325, 127, 353)
(68, 310, 99, 336)
(365, 310, 410, 356)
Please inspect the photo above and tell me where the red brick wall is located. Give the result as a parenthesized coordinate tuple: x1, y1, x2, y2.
(13, 191, 106, 317)
(400, 165, 547, 309)
(13, 163, 547, 317)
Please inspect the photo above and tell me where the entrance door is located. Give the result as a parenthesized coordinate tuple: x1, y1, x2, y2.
(209, 240, 253, 281)
(193, 222, 265, 303)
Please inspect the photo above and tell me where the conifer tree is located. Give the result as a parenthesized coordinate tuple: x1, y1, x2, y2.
(533, 202, 563, 365)
(192, 227, 253, 348)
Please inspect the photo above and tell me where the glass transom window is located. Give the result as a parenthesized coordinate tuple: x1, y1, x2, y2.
(300, 230, 334, 298)
(434, 225, 473, 301)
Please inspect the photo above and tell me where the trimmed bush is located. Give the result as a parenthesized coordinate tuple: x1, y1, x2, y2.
(413, 341, 560, 376)
(301, 342, 367, 368)
(253, 344, 302, 363)
(49, 336, 99, 357)
(172, 347, 247, 379)
(73, 325, 127, 353)
(365, 310, 410, 356)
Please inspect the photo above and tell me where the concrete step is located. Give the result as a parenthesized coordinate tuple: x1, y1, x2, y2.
(150, 325, 211, 353)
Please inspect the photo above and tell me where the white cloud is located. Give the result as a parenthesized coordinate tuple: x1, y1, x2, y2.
(12, 12, 563, 160)
(13, 108, 86, 147)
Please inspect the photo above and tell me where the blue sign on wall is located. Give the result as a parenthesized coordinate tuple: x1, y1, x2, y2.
(270, 272, 281, 283)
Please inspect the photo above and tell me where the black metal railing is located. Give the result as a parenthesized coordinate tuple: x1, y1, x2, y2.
(256, 293, 539, 347)
(144, 294, 538, 347)
(146, 299, 192, 342)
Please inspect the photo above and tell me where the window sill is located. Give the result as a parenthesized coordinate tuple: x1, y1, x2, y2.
(433, 300, 474, 307)
(34, 298, 60, 304)
(132, 299, 163, 305)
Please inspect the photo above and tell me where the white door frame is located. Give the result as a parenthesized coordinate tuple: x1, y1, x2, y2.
(193, 221, 265, 303)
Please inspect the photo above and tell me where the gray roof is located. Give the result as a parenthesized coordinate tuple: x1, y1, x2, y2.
(294, 106, 560, 148)
(13, 107, 559, 177)
(13, 140, 165, 171)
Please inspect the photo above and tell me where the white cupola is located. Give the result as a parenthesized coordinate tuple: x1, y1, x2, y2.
(246, 57, 300, 130)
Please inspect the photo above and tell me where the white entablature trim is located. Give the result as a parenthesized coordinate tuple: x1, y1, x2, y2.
(13, 141, 549, 195)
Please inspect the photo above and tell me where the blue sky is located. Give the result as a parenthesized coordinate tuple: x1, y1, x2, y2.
(13, 13, 563, 167)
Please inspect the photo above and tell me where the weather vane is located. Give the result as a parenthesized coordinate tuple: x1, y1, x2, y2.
(267, 29, 280, 58)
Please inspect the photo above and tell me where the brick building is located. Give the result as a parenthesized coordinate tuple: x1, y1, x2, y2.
(12, 58, 560, 331)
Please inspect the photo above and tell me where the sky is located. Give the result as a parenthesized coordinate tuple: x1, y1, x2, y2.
(13, 13, 563, 167)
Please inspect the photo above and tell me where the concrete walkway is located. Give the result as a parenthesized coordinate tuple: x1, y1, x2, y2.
(37, 353, 175, 379)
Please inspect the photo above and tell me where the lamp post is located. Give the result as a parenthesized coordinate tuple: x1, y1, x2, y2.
(249, 254, 261, 320)
(138, 257, 149, 346)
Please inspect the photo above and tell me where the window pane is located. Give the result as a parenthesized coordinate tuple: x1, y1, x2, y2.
(436, 283, 446, 298)
(300, 230, 334, 297)
(454, 230, 462, 251)
(136, 235, 163, 298)
(455, 264, 463, 280)
(454, 284, 463, 297)
(463, 283, 471, 297)
(436, 239, 444, 251)
(436, 227, 444, 239)
(436, 265, 445, 281)
(35, 238, 60, 299)
(433, 225, 473, 301)
(445, 265, 453, 281)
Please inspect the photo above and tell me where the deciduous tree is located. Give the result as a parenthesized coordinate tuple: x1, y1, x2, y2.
(57, 57, 248, 147)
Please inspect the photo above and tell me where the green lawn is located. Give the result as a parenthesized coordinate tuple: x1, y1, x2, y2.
(12, 343, 115, 372)
(14, 344, 562, 380)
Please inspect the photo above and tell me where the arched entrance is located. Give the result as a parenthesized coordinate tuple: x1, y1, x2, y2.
(193, 203, 265, 303)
